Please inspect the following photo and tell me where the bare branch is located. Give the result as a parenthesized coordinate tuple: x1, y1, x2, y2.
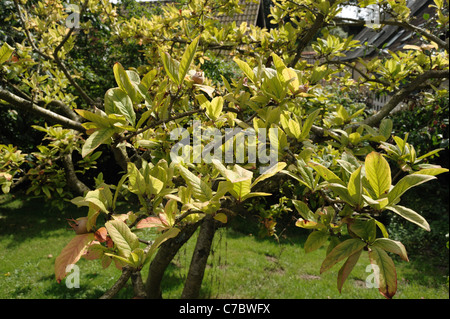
(363, 69, 449, 127)
(0, 88, 85, 132)
(99, 266, 133, 299)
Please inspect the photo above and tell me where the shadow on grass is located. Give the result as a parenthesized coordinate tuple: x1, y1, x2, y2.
(0, 194, 137, 249)
(0, 194, 85, 248)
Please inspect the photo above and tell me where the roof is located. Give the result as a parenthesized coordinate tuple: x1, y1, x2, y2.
(342, 0, 435, 61)
(216, 0, 265, 28)
(129, 0, 265, 28)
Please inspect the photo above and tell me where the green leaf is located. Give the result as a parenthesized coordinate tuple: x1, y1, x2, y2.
(127, 162, 147, 195)
(82, 128, 115, 158)
(320, 238, 366, 274)
(412, 167, 448, 176)
(105, 220, 139, 258)
(75, 109, 113, 128)
(372, 238, 408, 261)
(179, 35, 200, 84)
(0, 42, 14, 64)
(305, 231, 329, 253)
(206, 96, 224, 121)
(299, 109, 321, 140)
(347, 166, 363, 206)
(368, 246, 397, 299)
(328, 183, 355, 205)
(251, 162, 286, 188)
(309, 162, 344, 185)
(348, 218, 376, 243)
(233, 57, 256, 84)
(146, 175, 164, 196)
(104, 88, 136, 126)
(379, 118, 393, 141)
(337, 249, 362, 293)
(388, 174, 436, 204)
(144, 227, 181, 263)
(159, 49, 180, 85)
(386, 205, 430, 231)
(292, 200, 316, 222)
(177, 165, 213, 202)
(113, 63, 140, 103)
(365, 152, 391, 199)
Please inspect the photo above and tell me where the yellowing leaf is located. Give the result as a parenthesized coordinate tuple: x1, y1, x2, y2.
(368, 246, 397, 299)
(179, 35, 200, 84)
(105, 220, 139, 258)
(81, 128, 115, 158)
(0, 42, 14, 64)
(214, 213, 228, 223)
(386, 205, 430, 231)
(372, 238, 409, 262)
(233, 57, 256, 84)
(365, 152, 391, 199)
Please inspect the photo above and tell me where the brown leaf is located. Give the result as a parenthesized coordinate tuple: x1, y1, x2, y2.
(55, 233, 94, 283)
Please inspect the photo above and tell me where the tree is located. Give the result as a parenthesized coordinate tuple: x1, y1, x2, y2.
(0, 0, 448, 299)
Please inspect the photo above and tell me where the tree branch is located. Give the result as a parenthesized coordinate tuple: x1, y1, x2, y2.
(363, 69, 449, 127)
(99, 266, 133, 299)
(0, 88, 85, 132)
(61, 151, 90, 195)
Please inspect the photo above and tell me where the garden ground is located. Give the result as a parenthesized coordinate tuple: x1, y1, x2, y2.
(0, 194, 448, 299)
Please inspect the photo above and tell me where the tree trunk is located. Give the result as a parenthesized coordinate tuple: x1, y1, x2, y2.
(145, 221, 201, 299)
(62, 152, 90, 195)
(181, 215, 216, 299)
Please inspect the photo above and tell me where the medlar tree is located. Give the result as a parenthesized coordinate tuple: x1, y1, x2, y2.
(0, 0, 448, 299)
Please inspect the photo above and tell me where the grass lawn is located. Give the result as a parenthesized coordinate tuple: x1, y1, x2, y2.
(0, 194, 448, 299)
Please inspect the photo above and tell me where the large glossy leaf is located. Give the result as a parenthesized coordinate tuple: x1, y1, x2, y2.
(75, 109, 113, 128)
(105, 219, 139, 258)
(127, 162, 146, 195)
(0, 42, 14, 64)
(113, 62, 140, 103)
(309, 162, 344, 185)
(372, 238, 408, 261)
(206, 96, 224, 121)
(368, 246, 397, 299)
(388, 174, 436, 204)
(177, 165, 213, 202)
(233, 57, 256, 84)
(304, 231, 329, 253)
(320, 238, 366, 274)
(299, 109, 321, 140)
(348, 218, 376, 243)
(81, 127, 115, 158)
(160, 49, 180, 85)
(104, 88, 136, 126)
(179, 35, 200, 84)
(365, 152, 391, 199)
(337, 249, 362, 293)
(347, 166, 363, 206)
(386, 204, 430, 231)
(55, 233, 94, 283)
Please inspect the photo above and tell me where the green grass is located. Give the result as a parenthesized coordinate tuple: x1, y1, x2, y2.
(0, 195, 448, 299)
